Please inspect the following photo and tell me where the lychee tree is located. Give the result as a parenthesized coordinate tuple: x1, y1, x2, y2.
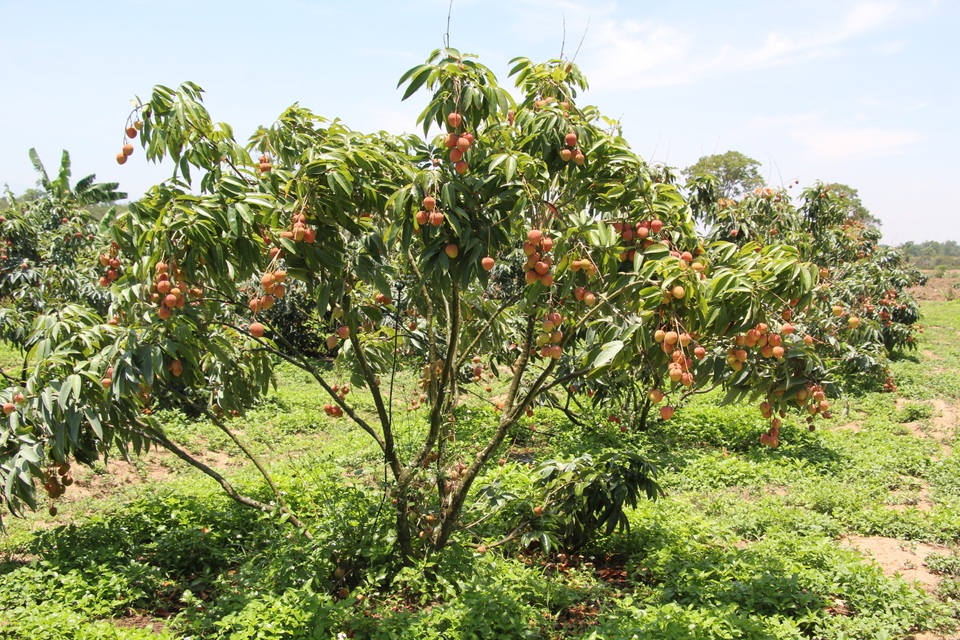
(1, 50, 833, 557)
(688, 176, 923, 390)
(0, 150, 123, 330)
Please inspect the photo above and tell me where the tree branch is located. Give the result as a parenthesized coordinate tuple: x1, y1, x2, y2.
(128, 418, 313, 539)
(217, 320, 389, 456)
(455, 291, 523, 369)
(342, 294, 401, 479)
(165, 387, 296, 518)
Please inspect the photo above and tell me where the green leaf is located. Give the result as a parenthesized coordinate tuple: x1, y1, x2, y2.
(398, 65, 432, 100)
(592, 340, 624, 369)
(504, 156, 517, 183)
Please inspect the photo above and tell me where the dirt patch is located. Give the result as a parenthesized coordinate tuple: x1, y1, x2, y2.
(895, 399, 956, 457)
(923, 349, 943, 361)
(912, 632, 958, 640)
(111, 614, 167, 633)
(65, 457, 174, 502)
(832, 422, 862, 433)
(759, 485, 789, 498)
(914, 400, 958, 457)
(933, 400, 957, 435)
(0, 552, 39, 566)
(908, 275, 960, 302)
(42, 445, 248, 517)
(840, 535, 949, 593)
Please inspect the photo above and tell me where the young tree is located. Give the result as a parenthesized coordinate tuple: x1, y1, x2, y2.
(2, 52, 833, 560)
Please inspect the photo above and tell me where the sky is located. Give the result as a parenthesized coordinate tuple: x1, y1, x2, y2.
(0, 0, 956, 245)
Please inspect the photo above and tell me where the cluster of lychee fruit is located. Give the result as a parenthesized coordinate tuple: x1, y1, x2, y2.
(569, 256, 600, 306)
(97, 243, 123, 287)
(867, 290, 908, 329)
(413, 196, 470, 263)
(414, 196, 445, 230)
(64, 231, 95, 247)
(646, 389, 676, 421)
(656, 330, 703, 388)
(62, 217, 94, 247)
(794, 382, 830, 418)
(558, 131, 585, 165)
(247, 267, 288, 337)
(725, 322, 812, 371)
(43, 463, 74, 511)
(753, 187, 778, 199)
(610, 219, 677, 264)
(323, 384, 349, 418)
(759, 416, 781, 448)
(535, 312, 565, 359)
(407, 390, 428, 412)
(100, 366, 115, 389)
(258, 153, 273, 174)
(883, 376, 897, 393)
(149, 261, 200, 320)
(445, 460, 468, 482)
(115, 121, 142, 165)
(324, 325, 350, 352)
(470, 355, 497, 393)
(669, 248, 706, 273)
(413, 360, 445, 402)
(2, 392, 25, 416)
(645, 328, 708, 422)
(278, 210, 316, 244)
(442, 112, 473, 175)
(522, 229, 556, 287)
(757, 379, 830, 448)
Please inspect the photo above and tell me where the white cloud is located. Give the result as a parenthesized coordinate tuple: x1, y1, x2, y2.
(879, 39, 908, 53)
(904, 99, 932, 111)
(797, 126, 922, 161)
(586, 20, 693, 89)
(752, 111, 922, 161)
(586, 1, 904, 90)
(838, 1, 899, 38)
(750, 112, 823, 129)
(512, 0, 617, 24)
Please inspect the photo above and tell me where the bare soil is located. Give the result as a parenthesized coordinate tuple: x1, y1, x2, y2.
(832, 422, 862, 433)
(839, 536, 950, 593)
(909, 272, 960, 302)
(111, 613, 167, 633)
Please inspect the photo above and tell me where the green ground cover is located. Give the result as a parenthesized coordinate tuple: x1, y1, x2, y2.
(1, 301, 958, 639)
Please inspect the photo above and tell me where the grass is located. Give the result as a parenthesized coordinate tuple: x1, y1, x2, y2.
(0, 302, 958, 638)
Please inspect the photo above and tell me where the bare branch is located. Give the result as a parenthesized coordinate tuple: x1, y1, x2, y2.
(443, 0, 454, 50)
(572, 16, 591, 63)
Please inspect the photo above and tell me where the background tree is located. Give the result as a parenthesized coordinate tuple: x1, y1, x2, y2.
(683, 150, 763, 200)
(687, 175, 923, 392)
(822, 182, 881, 229)
(899, 240, 960, 269)
(0, 150, 123, 331)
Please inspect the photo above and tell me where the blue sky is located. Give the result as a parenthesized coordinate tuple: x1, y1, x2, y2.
(1, 0, 956, 245)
